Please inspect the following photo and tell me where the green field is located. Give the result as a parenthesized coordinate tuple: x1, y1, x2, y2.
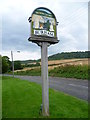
(2, 76, 88, 118)
(14, 65, 89, 79)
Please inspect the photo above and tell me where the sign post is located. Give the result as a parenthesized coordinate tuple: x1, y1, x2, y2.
(41, 42, 49, 116)
(28, 7, 59, 116)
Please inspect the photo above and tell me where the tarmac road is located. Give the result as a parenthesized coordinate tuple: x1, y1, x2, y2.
(3, 75, 88, 101)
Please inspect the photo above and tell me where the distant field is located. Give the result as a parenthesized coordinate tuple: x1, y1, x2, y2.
(48, 58, 88, 70)
(12, 58, 89, 80)
(13, 64, 89, 80)
(49, 58, 88, 66)
(15, 58, 88, 72)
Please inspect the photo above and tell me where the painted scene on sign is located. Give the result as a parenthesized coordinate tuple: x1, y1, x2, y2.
(31, 8, 56, 37)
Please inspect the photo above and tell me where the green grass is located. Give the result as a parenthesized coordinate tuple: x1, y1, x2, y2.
(2, 76, 88, 118)
(13, 65, 89, 79)
(49, 65, 89, 79)
(14, 68, 41, 76)
(0, 76, 2, 119)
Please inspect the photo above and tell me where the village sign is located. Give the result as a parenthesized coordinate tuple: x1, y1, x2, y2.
(28, 7, 59, 116)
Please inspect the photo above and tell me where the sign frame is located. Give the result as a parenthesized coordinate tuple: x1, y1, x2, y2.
(28, 7, 59, 44)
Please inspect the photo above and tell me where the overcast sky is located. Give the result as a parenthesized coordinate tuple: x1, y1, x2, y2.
(0, 0, 89, 60)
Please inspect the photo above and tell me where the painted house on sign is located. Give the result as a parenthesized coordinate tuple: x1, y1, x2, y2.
(32, 14, 55, 32)
(28, 7, 59, 44)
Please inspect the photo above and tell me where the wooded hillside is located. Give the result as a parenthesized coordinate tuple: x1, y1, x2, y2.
(20, 51, 89, 64)
(48, 51, 89, 61)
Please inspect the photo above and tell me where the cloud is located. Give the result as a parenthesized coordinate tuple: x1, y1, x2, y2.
(1, 0, 88, 60)
(48, 2, 88, 56)
(2, 50, 41, 61)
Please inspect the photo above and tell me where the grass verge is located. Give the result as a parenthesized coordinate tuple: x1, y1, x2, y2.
(13, 65, 89, 79)
(49, 65, 88, 79)
(2, 76, 88, 118)
(0, 76, 2, 119)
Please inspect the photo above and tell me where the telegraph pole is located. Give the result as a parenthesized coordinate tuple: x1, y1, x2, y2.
(11, 51, 14, 78)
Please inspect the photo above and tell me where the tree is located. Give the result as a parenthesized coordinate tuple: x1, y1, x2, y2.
(1, 56, 11, 73)
(14, 61, 23, 70)
(2, 56, 9, 73)
(2, 56, 11, 66)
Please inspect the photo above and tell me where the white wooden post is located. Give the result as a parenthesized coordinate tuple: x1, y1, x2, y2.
(41, 42, 49, 116)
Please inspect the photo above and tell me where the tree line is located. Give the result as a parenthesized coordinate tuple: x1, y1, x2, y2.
(48, 51, 89, 60)
(0, 51, 89, 73)
(0, 55, 23, 73)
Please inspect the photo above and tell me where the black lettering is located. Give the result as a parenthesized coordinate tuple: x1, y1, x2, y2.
(34, 30, 39, 35)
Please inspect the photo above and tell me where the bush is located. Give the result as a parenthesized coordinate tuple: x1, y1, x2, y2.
(14, 61, 23, 70)
(49, 65, 88, 79)
(24, 62, 40, 68)
(2, 57, 9, 73)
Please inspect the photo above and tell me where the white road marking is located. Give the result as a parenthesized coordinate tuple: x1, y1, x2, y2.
(69, 84, 88, 89)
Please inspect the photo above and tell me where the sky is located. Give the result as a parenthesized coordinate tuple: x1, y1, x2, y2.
(0, 0, 89, 60)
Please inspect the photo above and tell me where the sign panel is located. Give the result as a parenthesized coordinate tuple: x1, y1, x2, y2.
(31, 7, 57, 38)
